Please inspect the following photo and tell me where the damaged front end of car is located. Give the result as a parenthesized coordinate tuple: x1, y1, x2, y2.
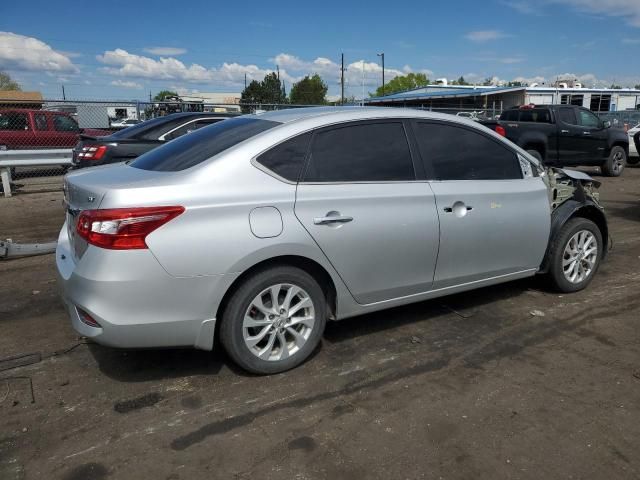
(538, 167, 609, 273)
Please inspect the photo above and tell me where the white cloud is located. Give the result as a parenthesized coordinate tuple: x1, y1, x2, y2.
(622, 38, 640, 44)
(110, 79, 143, 89)
(271, 53, 431, 91)
(143, 47, 187, 56)
(98, 49, 277, 86)
(505, 0, 640, 27)
(550, 0, 640, 27)
(96, 49, 433, 95)
(0, 31, 78, 72)
(464, 30, 510, 42)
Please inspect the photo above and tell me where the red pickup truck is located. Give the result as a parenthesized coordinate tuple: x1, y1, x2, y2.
(0, 109, 109, 150)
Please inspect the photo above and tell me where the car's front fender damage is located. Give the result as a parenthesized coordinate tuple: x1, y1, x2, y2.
(538, 168, 609, 274)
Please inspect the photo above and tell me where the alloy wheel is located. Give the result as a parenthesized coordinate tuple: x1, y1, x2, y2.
(562, 230, 598, 284)
(242, 283, 316, 361)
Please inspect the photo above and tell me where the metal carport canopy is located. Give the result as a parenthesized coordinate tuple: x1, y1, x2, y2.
(365, 86, 526, 104)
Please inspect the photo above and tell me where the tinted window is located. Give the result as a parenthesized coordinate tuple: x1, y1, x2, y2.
(256, 133, 311, 182)
(34, 114, 48, 131)
(0, 113, 28, 130)
(414, 122, 522, 180)
(164, 118, 223, 141)
(303, 122, 414, 182)
(501, 110, 518, 121)
(131, 117, 279, 172)
(109, 115, 176, 139)
(53, 115, 79, 132)
(558, 108, 577, 125)
(578, 109, 600, 128)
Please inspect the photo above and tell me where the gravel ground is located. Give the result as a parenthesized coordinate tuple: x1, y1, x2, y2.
(1, 166, 639, 480)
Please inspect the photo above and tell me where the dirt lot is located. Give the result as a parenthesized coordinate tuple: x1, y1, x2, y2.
(1, 167, 639, 480)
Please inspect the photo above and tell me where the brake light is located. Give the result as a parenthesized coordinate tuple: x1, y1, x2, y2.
(76, 206, 185, 250)
(495, 125, 507, 137)
(77, 145, 108, 161)
(519, 104, 536, 110)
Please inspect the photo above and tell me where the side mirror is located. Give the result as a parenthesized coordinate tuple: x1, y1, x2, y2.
(602, 120, 611, 129)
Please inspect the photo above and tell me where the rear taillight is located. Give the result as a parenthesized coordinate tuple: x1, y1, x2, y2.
(77, 145, 108, 161)
(495, 125, 507, 137)
(76, 206, 185, 250)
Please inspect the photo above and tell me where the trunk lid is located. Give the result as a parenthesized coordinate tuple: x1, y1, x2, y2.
(63, 163, 177, 260)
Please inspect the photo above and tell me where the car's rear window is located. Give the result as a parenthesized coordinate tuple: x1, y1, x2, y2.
(110, 115, 181, 139)
(130, 117, 280, 171)
(500, 109, 551, 123)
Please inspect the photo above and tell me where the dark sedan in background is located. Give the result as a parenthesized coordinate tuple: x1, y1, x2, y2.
(72, 112, 238, 168)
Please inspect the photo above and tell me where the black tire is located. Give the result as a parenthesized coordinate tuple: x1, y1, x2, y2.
(220, 265, 327, 374)
(526, 149, 543, 162)
(601, 146, 626, 177)
(546, 217, 603, 293)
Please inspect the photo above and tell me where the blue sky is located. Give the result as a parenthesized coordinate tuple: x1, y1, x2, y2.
(1, 0, 640, 100)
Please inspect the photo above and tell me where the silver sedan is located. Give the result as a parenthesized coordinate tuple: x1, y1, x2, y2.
(57, 107, 608, 374)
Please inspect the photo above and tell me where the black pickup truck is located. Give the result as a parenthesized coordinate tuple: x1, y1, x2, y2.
(482, 105, 629, 177)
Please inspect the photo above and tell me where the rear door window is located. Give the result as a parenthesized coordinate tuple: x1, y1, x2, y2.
(34, 114, 48, 130)
(255, 133, 311, 182)
(131, 117, 280, 171)
(303, 122, 415, 182)
(53, 115, 79, 132)
(413, 121, 522, 180)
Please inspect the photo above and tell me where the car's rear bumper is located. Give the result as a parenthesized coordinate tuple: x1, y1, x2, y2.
(56, 222, 238, 351)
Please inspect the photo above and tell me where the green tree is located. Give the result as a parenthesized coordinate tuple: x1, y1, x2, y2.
(610, 84, 622, 89)
(372, 72, 429, 97)
(506, 81, 524, 87)
(482, 77, 495, 86)
(290, 74, 328, 105)
(0, 71, 21, 91)
(261, 72, 287, 105)
(635, 84, 640, 90)
(240, 73, 287, 112)
(451, 76, 469, 86)
(153, 90, 178, 101)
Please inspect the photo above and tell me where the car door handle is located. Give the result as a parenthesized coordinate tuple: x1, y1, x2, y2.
(561, 129, 570, 134)
(313, 215, 353, 225)
(443, 204, 473, 213)
(582, 131, 592, 136)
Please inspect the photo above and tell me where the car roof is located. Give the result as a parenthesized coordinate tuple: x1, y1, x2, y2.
(247, 106, 489, 129)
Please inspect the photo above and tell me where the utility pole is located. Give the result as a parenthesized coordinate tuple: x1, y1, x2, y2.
(361, 60, 365, 106)
(244, 73, 247, 90)
(61, 84, 66, 100)
(341, 53, 345, 105)
(277, 65, 280, 81)
(377, 52, 385, 96)
(149, 91, 152, 102)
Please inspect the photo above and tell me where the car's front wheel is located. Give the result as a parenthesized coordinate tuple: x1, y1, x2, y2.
(601, 146, 626, 177)
(547, 217, 603, 293)
(220, 266, 327, 374)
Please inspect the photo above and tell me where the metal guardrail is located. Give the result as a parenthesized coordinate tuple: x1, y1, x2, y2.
(0, 149, 72, 197)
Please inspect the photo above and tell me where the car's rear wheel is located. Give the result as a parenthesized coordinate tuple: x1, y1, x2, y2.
(601, 146, 626, 177)
(547, 217, 602, 293)
(220, 266, 327, 374)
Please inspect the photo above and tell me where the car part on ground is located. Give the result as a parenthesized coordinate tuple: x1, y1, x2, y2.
(56, 107, 609, 374)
